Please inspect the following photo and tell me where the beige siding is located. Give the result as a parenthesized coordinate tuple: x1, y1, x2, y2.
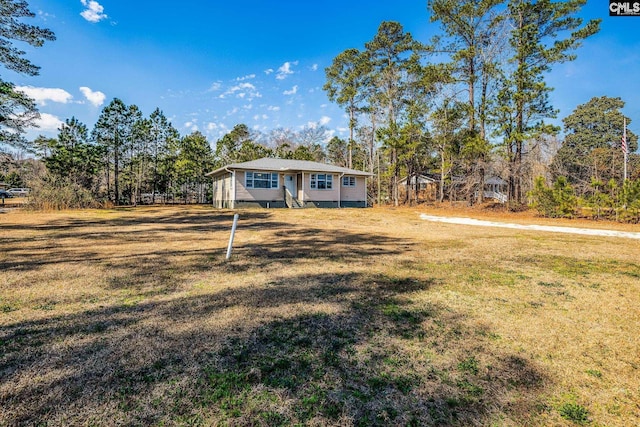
(301, 172, 339, 202)
(212, 173, 233, 208)
(340, 176, 367, 201)
(235, 171, 284, 201)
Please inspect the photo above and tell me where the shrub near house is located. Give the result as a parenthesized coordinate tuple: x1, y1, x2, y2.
(529, 176, 640, 222)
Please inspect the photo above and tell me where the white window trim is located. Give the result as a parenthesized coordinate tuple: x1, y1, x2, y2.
(342, 176, 356, 187)
(310, 173, 333, 190)
(245, 171, 279, 189)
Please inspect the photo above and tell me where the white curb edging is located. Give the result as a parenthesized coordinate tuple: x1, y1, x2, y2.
(419, 214, 640, 240)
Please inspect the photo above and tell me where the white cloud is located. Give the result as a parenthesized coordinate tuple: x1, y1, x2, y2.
(80, 0, 107, 23)
(236, 74, 256, 81)
(184, 121, 199, 132)
(283, 85, 298, 96)
(208, 81, 222, 92)
(264, 68, 274, 75)
(79, 86, 106, 107)
(221, 82, 262, 100)
(15, 86, 73, 106)
(38, 10, 55, 21)
(305, 117, 332, 131)
(35, 113, 64, 132)
(235, 82, 255, 91)
(253, 114, 268, 121)
(267, 105, 280, 112)
(276, 61, 298, 80)
(205, 122, 228, 138)
(311, 64, 319, 71)
(206, 121, 227, 130)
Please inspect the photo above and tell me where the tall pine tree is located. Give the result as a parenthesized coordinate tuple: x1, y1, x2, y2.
(324, 48, 371, 169)
(0, 0, 55, 149)
(496, 0, 600, 205)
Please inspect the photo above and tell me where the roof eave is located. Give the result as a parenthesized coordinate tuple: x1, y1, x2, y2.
(205, 165, 233, 177)
(207, 164, 372, 177)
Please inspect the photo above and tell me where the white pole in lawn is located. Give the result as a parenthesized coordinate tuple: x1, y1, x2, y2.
(226, 213, 239, 260)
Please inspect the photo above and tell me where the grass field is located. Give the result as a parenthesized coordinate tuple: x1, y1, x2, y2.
(1, 206, 639, 426)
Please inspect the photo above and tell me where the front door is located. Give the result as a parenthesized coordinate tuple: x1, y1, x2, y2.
(284, 174, 296, 196)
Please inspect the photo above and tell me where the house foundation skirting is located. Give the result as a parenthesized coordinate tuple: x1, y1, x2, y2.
(218, 200, 368, 208)
(340, 201, 368, 208)
(234, 200, 287, 208)
(299, 201, 368, 208)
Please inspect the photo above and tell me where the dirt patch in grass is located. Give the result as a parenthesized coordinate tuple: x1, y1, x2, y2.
(1, 206, 638, 426)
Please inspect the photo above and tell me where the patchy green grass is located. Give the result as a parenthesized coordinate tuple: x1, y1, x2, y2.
(558, 401, 591, 425)
(0, 206, 639, 426)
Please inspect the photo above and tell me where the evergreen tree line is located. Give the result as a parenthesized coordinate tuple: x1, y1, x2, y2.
(530, 176, 640, 222)
(27, 107, 355, 208)
(321, 0, 609, 208)
(527, 96, 640, 222)
(28, 100, 215, 208)
(151, 0, 616, 210)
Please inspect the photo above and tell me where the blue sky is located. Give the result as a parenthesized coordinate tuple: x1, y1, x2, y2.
(9, 0, 640, 147)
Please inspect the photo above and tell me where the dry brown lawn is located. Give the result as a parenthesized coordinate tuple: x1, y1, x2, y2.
(0, 205, 638, 426)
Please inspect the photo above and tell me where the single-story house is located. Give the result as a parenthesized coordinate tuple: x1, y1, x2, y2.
(398, 174, 437, 191)
(398, 174, 438, 201)
(206, 158, 373, 208)
(483, 176, 508, 203)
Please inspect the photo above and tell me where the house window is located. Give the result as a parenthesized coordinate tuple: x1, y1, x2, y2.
(310, 174, 333, 190)
(246, 171, 279, 189)
(342, 176, 356, 187)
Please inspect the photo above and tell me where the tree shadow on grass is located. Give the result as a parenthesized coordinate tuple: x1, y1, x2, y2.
(1, 272, 548, 426)
(1, 208, 282, 246)
(231, 228, 409, 271)
(0, 207, 406, 279)
(0, 209, 288, 273)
